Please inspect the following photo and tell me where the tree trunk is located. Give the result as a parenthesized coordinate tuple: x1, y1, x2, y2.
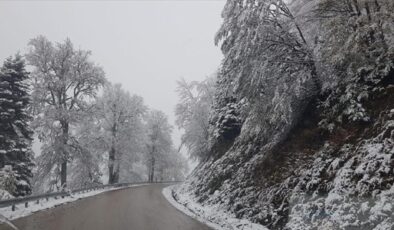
(60, 121, 69, 189)
(108, 145, 116, 184)
(0, 154, 4, 168)
(60, 161, 67, 189)
(148, 144, 156, 183)
(114, 159, 120, 183)
(108, 123, 117, 184)
(310, 62, 321, 95)
(149, 156, 155, 183)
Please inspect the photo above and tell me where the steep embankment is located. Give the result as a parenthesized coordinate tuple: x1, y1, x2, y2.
(176, 1, 394, 229)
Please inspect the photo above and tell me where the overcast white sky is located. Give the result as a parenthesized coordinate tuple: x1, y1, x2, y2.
(0, 0, 225, 151)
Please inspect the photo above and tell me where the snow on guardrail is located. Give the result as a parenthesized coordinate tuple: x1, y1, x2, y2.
(0, 181, 180, 221)
(0, 182, 132, 211)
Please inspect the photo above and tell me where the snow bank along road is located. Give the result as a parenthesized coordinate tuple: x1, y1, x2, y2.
(0, 184, 212, 230)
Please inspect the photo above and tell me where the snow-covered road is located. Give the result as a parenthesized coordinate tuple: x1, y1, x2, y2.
(0, 184, 212, 230)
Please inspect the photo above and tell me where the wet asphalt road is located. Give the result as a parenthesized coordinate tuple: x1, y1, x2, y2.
(2, 184, 212, 230)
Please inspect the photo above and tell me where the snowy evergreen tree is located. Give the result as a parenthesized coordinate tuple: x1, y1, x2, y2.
(0, 54, 34, 197)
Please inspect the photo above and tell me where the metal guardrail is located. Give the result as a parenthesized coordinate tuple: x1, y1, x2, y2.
(0, 181, 181, 211)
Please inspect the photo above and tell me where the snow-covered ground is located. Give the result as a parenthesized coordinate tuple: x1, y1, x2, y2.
(163, 184, 268, 230)
(0, 184, 147, 221)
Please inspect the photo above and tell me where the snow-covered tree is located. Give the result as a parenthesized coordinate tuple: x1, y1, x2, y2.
(0, 55, 34, 197)
(144, 110, 173, 182)
(215, 0, 321, 98)
(204, 0, 325, 160)
(27, 36, 106, 189)
(314, 0, 394, 128)
(67, 116, 103, 189)
(95, 84, 146, 184)
(154, 147, 189, 181)
(175, 77, 216, 161)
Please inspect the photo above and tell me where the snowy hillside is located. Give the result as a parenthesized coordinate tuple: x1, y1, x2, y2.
(175, 0, 394, 229)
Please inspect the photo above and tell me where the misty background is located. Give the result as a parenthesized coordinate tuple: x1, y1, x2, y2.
(0, 0, 225, 161)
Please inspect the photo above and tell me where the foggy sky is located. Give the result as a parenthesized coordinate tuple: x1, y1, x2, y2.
(0, 0, 225, 151)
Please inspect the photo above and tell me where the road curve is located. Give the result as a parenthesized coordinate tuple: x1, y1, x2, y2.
(2, 184, 212, 230)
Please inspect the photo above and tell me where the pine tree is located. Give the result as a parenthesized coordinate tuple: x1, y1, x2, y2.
(0, 54, 34, 197)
